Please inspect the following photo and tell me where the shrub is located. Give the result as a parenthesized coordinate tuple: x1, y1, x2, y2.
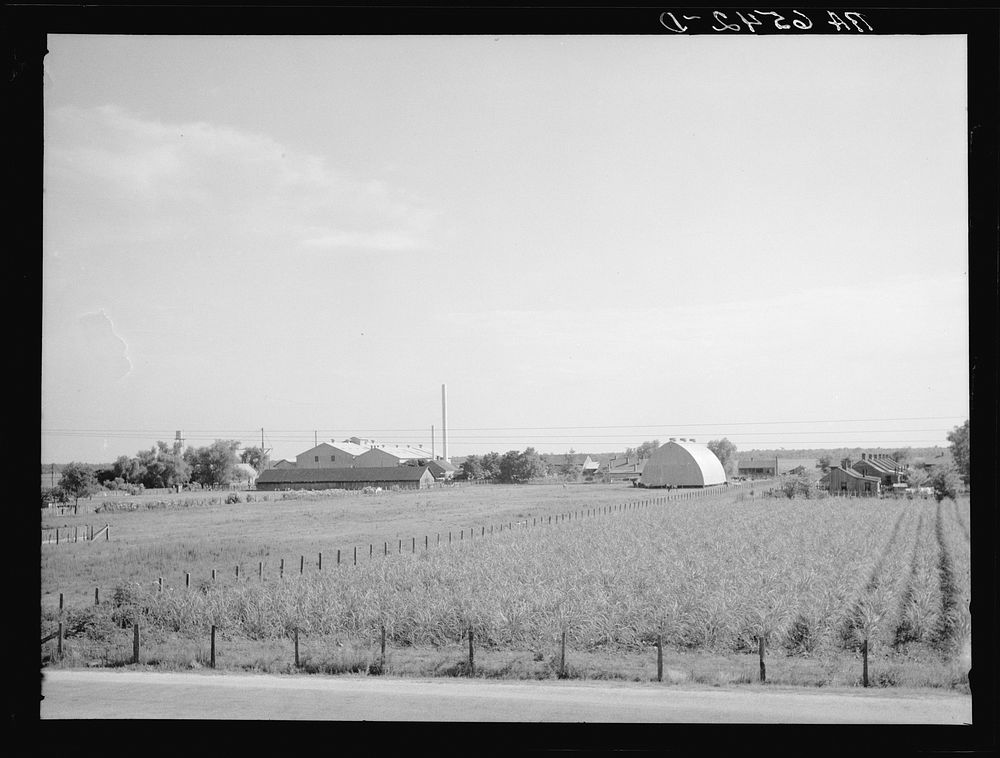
(225, 492, 242, 504)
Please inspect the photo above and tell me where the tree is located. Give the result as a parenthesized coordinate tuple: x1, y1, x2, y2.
(479, 452, 501, 480)
(707, 438, 738, 478)
(240, 446, 270, 474)
(498, 450, 522, 483)
(58, 462, 99, 506)
(185, 439, 240, 487)
(136, 442, 190, 488)
(931, 466, 961, 503)
(497, 448, 547, 483)
(560, 448, 579, 478)
(517, 447, 548, 482)
(946, 420, 970, 485)
(817, 455, 833, 474)
(460, 455, 484, 480)
(636, 440, 661, 460)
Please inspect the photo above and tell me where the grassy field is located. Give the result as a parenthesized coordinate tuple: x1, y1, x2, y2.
(40, 483, 971, 691)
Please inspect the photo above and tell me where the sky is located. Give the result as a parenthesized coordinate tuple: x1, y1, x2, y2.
(41, 34, 969, 464)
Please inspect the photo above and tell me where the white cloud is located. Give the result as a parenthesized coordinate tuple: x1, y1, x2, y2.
(45, 104, 438, 255)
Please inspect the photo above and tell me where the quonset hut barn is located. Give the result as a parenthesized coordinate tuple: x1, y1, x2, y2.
(638, 438, 727, 488)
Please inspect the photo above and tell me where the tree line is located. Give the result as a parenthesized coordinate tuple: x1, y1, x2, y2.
(43, 440, 269, 506)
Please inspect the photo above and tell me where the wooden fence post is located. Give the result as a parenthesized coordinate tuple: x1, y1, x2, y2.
(354, 546, 357, 565)
(210, 625, 216, 668)
(185, 573, 190, 588)
(412, 537, 415, 553)
(862, 638, 869, 687)
(561, 631, 567, 678)
(133, 623, 140, 664)
(57, 622, 63, 660)
(259, 561, 263, 579)
(56, 528, 59, 545)
(335, 551, 339, 567)
(300, 555, 304, 574)
(425, 535, 428, 550)
(758, 636, 766, 683)
(212, 568, 216, 582)
(319, 552, 322, 571)
(59, 593, 63, 614)
(236, 564, 240, 580)
(106, 523, 110, 541)
(657, 634, 663, 682)
(468, 627, 475, 676)
(294, 628, 300, 668)
(94, 587, 99, 605)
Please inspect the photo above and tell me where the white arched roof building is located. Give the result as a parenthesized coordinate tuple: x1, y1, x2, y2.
(639, 439, 726, 488)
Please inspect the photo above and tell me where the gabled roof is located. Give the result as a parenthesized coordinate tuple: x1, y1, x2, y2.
(327, 441, 371, 457)
(297, 442, 340, 458)
(257, 466, 431, 484)
(427, 459, 459, 473)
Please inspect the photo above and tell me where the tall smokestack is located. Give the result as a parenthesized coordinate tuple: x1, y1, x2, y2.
(431, 425, 435, 460)
(441, 384, 449, 462)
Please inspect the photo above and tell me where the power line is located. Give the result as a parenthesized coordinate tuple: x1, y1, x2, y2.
(39, 415, 966, 435)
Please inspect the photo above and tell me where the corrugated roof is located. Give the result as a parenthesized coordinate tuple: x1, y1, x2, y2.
(257, 466, 431, 484)
(834, 466, 880, 482)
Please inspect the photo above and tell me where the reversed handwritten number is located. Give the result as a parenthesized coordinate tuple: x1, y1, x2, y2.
(659, 11, 688, 33)
(754, 10, 791, 30)
(711, 10, 740, 32)
(844, 12, 873, 31)
(735, 11, 764, 32)
(791, 10, 813, 30)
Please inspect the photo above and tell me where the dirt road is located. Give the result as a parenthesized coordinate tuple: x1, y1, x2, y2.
(38, 670, 972, 723)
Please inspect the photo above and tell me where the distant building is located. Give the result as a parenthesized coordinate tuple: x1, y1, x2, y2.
(295, 441, 369, 469)
(256, 466, 434, 491)
(639, 440, 726, 488)
(427, 459, 459, 481)
(822, 458, 881, 496)
(736, 458, 818, 478)
(271, 459, 296, 469)
(355, 444, 429, 467)
(850, 453, 905, 486)
(605, 455, 645, 483)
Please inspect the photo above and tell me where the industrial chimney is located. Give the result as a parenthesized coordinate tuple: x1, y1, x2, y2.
(441, 384, 449, 462)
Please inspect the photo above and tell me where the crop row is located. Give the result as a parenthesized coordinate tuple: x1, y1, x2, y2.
(49, 495, 933, 660)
